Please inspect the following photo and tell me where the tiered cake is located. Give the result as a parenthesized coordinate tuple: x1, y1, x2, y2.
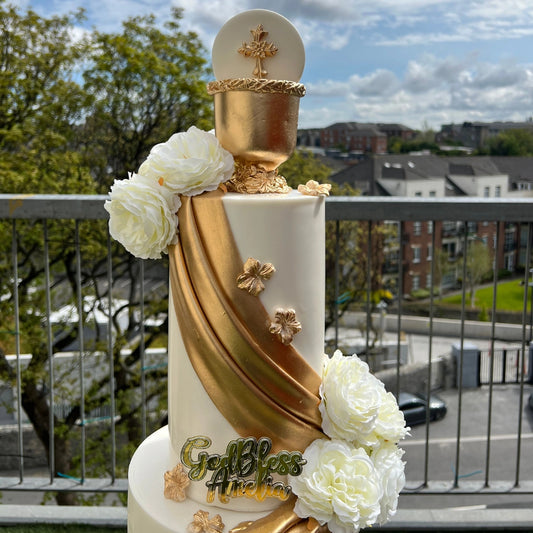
(115, 9, 407, 533)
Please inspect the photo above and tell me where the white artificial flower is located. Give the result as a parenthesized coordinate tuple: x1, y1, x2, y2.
(372, 444, 406, 525)
(105, 173, 180, 259)
(290, 439, 383, 533)
(366, 390, 409, 448)
(319, 351, 383, 443)
(138, 126, 234, 196)
(319, 351, 408, 448)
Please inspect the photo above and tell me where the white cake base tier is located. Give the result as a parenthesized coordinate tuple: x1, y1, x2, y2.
(128, 426, 272, 533)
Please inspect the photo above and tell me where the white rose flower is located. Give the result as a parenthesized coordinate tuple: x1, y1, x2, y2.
(372, 444, 406, 524)
(138, 126, 234, 196)
(290, 439, 383, 533)
(319, 351, 384, 443)
(105, 173, 180, 259)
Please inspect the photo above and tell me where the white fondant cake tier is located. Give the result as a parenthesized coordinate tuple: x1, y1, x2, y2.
(168, 191, 326, 511)
(128, 190, 327, 532)
(128, 426, 272, 533)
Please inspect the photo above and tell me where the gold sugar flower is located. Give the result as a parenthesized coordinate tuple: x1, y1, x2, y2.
(164, 463, 190, 502)
(237, 258, 276, 296)
(269, 308, 302, 345)
(188, 510, 225, 533)
(298, 180, 332, 197)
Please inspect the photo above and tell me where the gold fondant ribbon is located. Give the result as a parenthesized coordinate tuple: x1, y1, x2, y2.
(229, 499, 329, 533)
(169, 191, 325, 454)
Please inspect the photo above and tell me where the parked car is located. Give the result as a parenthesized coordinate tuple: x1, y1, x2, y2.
(399, 392, 447, 426)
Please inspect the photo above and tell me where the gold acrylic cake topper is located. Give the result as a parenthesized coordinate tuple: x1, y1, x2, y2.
(208, 10, 305, 194)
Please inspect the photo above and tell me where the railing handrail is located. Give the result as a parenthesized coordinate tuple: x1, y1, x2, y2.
(2, 193, 533, 221)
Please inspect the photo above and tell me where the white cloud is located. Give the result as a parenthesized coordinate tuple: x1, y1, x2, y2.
(301, 53, 533, 129)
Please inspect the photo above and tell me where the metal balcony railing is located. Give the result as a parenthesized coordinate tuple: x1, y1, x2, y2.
(0, 193, 533, 519)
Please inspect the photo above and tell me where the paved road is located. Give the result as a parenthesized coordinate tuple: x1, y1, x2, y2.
(400, 384, 533, 509)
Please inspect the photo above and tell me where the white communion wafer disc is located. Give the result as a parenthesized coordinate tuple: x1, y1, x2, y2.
(212, 9, 305, 82)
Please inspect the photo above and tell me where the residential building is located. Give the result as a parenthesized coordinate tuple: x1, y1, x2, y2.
(330, 154, 533, 296)
(436, 120, 533, 150)
(319, 122, 388, 154)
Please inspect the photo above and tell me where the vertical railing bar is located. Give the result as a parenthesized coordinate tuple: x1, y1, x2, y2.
(423, 221, 437, 487)
(395, 222, 404, 399)
(139, 259, 147, 440)
(454, 222, 469, 488)
(334, 220, 340, 350)
(11, 220, 23, 483)
(75, 220, 86, 483)
(365, 221, 372, 362)
(107, 229, 117, 482)
(515, 222, 531, 487)
(485, 220, 501, 487)
(502, 349, 507, 383)
(43, 220, 55, 483)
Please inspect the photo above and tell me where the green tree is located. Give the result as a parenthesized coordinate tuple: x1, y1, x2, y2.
(280, 150, 392, 335)
(81, 7, 213, 191)
(486, 129, 533, 156)
(465, 239, 493, 308)
(0, 3, 213, 505)
(433, 247, 452, 300)
(0, 2, 101, 505)
(0, 1, 91, 194)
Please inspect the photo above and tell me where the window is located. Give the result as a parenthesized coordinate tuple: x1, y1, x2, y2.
(426, 273, 432, 288)
(412, 246, 421, 263)
(415, 191, 422, 197)
(429, 191, 436, 197)
(412, 274, 420, 291)
(495, 185, 501, 197)
(427, 221, 433, 234)
(413, 221, 422, 236)
(484, 186, 490, 197)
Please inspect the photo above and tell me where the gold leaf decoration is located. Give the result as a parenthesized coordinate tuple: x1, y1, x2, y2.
(237, 258, 276, 296)
(269, 308, 302, 346)
(297, 180, 332, 197)
(238, 24, 278, 78)
(226, 161, 291, 194)
(188, 510, 225, 533)
(206, 78, 306, 97)
(163, 463, 190, 502)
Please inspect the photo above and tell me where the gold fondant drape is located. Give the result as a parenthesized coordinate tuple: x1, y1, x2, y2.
(169, 190, 325, 454)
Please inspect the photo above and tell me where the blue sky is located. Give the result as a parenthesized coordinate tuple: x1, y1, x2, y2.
(12, 0, 533, 131)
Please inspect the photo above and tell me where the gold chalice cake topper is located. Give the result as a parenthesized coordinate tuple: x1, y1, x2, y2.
(207, 9, 306, 193)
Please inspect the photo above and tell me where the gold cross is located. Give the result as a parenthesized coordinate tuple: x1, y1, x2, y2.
(238, 24, 278, 78)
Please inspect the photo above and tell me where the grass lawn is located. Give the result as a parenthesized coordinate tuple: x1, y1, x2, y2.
(441, 278, 532, 312)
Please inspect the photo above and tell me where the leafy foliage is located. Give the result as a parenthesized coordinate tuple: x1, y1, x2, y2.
(81, 8, 213, 191)
(484, 128, 533, 156)
(280, 150, 393, 336)
(0, 2, 212, 504)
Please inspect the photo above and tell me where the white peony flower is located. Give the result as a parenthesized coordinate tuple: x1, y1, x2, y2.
(319, 351, 408, 448)
(290, 439, 383, 533)
(372, 444, 406, 524)
(105, 173, 180, 259)
(366, 390, 409, 448)
(138, 126, 234, 196)
(319, 351, 383, 443)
